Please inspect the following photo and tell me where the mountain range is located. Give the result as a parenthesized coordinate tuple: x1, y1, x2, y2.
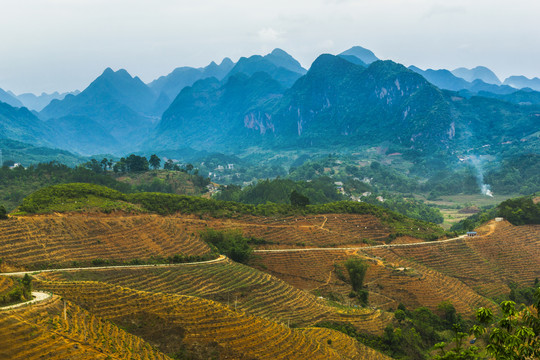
(149, 53, 539, 159)
(0, 46, 539, 162)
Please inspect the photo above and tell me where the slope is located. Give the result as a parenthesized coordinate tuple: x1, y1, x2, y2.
(0, 88, 24, 108)
(40, 68, 158, 153)
(0, 101, 54, 147)
(0, 214, 212, 270)
(148, 71, 284, 151)
(148, 57, 235, 106)
(225, 48, 306, 88)
(40, 257, 392, 335)
(0, 295, 173, 360)
(363, 221, 540, 300)
(36, 280, 373, 360)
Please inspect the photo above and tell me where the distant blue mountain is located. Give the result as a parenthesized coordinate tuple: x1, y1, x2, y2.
(0, 88, 24, 108)
(338, 55, 367, 67)
(44, 115, 120, 155)
(148, 58, 235, 106)
(40, 68, 158, 153)
(148, 71, 284, 151)
(452, 66, 501, 85)
(410, 66, 516, 95)
(16, 91, 80, 112)
(225, 49, 307, 88)
(339, 46, 379, 64)
(0, 99, 123, 156)
(263, 48, 307, 75)
(0, 101, 52, 146)
(0, 138, 85, 167)
(148, 54, 539, 159)
(504, 75, 540, 91)
(409, 66, 470, 91)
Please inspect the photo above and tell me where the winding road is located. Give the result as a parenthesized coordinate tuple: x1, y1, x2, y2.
(0, 291, 52, 311)
(253, 234, 468, 253)
(0, 255, 227, 278)
(0, 233, 472, 310)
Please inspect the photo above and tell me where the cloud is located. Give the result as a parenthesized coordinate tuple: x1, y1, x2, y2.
(257, 27, 283, 42)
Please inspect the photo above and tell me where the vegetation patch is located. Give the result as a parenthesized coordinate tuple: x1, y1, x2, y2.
(199, 229, 253, 263)
(19, 183, 448, 240)
(0, 274, 32, 306)
(451, 193, 540, 231)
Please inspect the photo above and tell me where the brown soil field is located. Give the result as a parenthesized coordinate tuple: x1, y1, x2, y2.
(36, 280, 389, 360)
(167, 213, 391, 248)
(40, 257, 392, 335)
(0, 214, 212, 269)
(364, 222, 540, 300)
(252, 222, 539, 316)
(0, 277, 14, 294)
(0, 211, 412, 270)
(0, 295, 173, 360)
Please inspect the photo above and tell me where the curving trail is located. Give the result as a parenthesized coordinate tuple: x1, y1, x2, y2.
(253, 234, 468, 253)
(0, 255, 227, 278)
(0, 291, 51, 311)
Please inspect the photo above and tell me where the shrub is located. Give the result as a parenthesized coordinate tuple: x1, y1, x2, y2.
(0, 205, 7, 219)
(200, 229, 253, 263)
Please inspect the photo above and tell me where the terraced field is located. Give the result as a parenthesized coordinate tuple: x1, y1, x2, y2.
(252, 223, 539, 316)
(364, 223, 540, 300)
(165, 213, 391, 248)
(0, 211, 420, 271)
(361, 253, 496, 314)
(0, 214, 212, 269)
(0, 295, 172, 360)
(40, 258, 391, 335)
(301, 328, 393, 360)
(250, 249, 355, 291)
(36, 280, 383, 360)
(250, 249, 489, 315)
(0, 277, 14, 294)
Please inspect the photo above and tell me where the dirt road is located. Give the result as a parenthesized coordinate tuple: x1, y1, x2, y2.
(0, 291, 51, 311)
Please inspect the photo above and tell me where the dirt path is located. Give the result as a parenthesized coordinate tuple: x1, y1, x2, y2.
(0, 291, 51, 311)
(253, 234, 468, 253)
(0, 255, 227, 278)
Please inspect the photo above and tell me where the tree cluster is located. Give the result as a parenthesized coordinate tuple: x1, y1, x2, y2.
(0, 274, 32, 306)
(0, 205, 7, 219)
(433, 287, 540, 359)
(344, 258, 369, 304)
(216, 177, 344, 205)
(199, 229, 253, 263)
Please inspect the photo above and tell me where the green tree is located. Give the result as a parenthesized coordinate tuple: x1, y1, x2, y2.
(186, 163, 194, 173)
(200, 229, 253, 263)
(100, 158, 109, 171)
(21, 274, 32, 298)
(0, 205, 8, 219)
(473, 297, 540, 360)
(164, 159, 174, 170)
(290, 190, 310, 207)
(149, 154, 161, 170)
(344, 258, 369, 304)
(83, 158, 103, 173)
(432, 289, 540, 360)
(125, 154, 149, 172)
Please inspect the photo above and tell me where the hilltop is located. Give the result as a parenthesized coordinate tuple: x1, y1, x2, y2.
(15, 183, 447, 239)
(0, 182, 446, 271)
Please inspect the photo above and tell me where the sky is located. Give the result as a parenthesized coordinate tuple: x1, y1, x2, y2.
(1, 0, 539, 94)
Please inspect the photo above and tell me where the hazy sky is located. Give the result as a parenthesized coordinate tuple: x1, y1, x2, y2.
(1, 0, 539, 94)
